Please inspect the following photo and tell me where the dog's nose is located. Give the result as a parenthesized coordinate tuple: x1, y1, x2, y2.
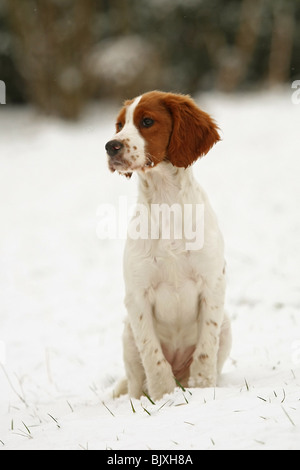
(105, 140, 124, 157)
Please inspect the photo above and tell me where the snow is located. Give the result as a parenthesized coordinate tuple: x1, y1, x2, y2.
(0, 90, 299, 450)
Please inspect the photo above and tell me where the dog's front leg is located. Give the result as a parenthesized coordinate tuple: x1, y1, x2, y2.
(125, 294, 176, 400)
(189, 274, 226, 388)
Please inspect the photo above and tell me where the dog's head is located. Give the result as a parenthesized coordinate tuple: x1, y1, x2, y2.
(105, 91, 220, 177)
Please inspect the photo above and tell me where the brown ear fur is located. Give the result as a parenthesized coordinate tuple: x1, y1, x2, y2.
(163, 93, 220, 168)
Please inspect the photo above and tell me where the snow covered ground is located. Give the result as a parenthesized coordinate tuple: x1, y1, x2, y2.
(0, 90, 299, 450)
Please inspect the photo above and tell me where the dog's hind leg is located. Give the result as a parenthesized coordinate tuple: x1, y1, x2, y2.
(113, 376, 128, 398)
(116, 319, 146, 399)
(217, 312, 232, 375)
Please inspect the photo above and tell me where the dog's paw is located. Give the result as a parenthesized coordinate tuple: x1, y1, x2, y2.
(147, 365, 176, 401)
(148, 379, 176, 401)
(188, 374, 216, 388)
(188, 358, 217, 388)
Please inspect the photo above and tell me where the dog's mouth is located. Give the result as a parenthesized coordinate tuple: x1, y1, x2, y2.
(108, 155, 156, 177)
(108, 158, 124, 169)
(106, 138, 158, 177)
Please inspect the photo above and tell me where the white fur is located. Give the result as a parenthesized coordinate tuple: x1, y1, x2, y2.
(112, 96, 147, 172)
(112, 104, 232, 401)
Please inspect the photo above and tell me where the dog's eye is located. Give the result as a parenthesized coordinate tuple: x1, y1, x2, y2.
(116, 122, 123, 132)
(141, 118, 154, 128)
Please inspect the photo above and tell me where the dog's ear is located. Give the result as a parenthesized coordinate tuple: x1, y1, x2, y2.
(163, 93, 220, 168)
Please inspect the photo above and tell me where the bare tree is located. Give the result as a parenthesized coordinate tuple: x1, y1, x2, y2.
(268, 1, 295, 86)
(8, 0, 95, 119)
(216, 0, 264, 92)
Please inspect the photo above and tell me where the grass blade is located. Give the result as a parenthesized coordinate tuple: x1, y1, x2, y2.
(141, 405, 151, 416)
(48, 413, 61, 428)
(22, 421, 31, 435)
(130, 399, 136, 413)
(102, 401, 115, 417)
(281, 406, 295, 426)
(142, 390, 155, 405)
(174, 377, 185, 392)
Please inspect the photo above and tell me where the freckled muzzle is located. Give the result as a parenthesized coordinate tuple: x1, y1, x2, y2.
(105, 137, 154, 175)
(105, 139, 127, 173)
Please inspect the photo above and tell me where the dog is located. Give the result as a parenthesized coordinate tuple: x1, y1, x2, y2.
(105, 91, 232, 400)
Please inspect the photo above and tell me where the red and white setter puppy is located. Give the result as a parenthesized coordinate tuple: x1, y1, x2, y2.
(105, 91, 232, 400)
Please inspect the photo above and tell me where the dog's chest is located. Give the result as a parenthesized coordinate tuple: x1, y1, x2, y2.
(142, 249, 203, 326)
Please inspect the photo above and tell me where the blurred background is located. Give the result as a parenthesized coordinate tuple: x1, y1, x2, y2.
(0, 0, 299, 119)
(1, 0, 300, 449)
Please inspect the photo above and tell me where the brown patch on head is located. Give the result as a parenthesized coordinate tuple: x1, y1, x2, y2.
(114, 98, 135, 133)
(129, 91, 173, 167)
(115, 107, 126, 134)
(162, 92, 220, 168)
(131, 91, 220, 169)
(109, 91, 220, 175)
